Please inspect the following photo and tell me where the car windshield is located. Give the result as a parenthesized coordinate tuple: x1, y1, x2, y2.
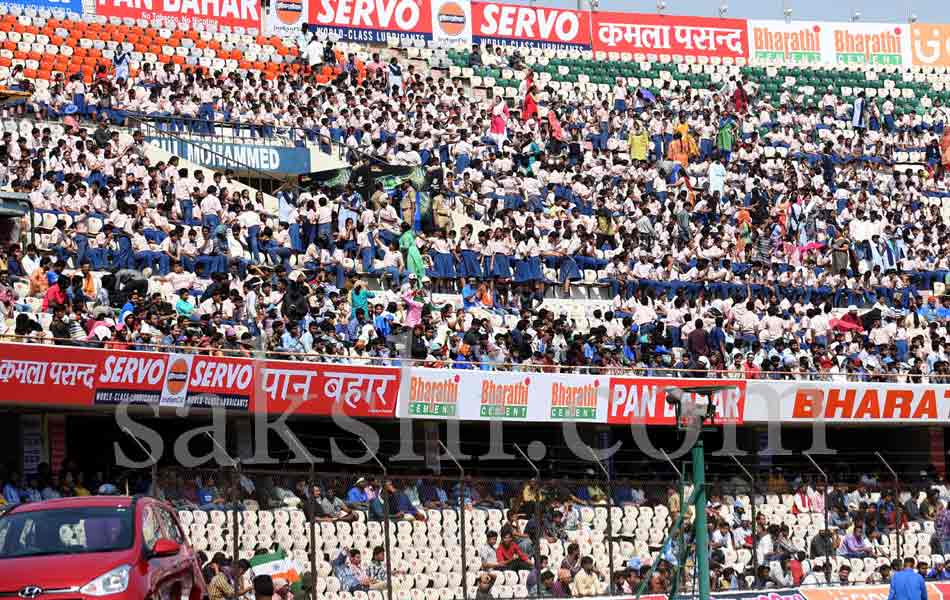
(0, 506, 134, 559)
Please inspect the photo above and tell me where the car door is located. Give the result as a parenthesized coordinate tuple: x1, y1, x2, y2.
(141, 503, 176, 600)
(156, 506, 196, 600)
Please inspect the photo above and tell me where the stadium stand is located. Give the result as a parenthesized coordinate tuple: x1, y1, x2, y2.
(2, 23, 950, 377)
(3, 2, 950, 597)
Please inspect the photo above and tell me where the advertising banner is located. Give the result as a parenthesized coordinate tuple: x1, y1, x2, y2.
(266, 0, 308, 37)
(0, 343, 399, 418)
(747, 21, 823, 63)
(95, 0, 261, 30)
(591, 12, 748, 60)
(145, 137, 312, 175)
(743, 380, 950, 424)
(306, 0, 432, 44)
(431, 0, 472, 46)
(911, 23, 950, 67)
(825, 22, 910, 66)
(747, 20, 911, 66)
(606, 377, 746, 425)
(13, 341, 950, 425)
(472, 1, 590, 49)
(398, 368, 610, 422)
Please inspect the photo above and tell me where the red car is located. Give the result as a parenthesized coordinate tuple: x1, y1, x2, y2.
(0, 495, 206, 600)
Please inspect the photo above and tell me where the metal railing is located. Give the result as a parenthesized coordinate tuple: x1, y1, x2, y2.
(0, 334, 937, 383)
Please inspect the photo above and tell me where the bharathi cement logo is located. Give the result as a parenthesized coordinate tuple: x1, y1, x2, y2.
(752, 24, 822, 64)
(833, 26, 904, 66)
(480, 378, 529, 418)
(408, 374, 458, 417)
(550, 380, 599, 420)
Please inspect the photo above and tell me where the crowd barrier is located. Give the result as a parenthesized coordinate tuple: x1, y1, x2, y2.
(149, 465, 937, 600)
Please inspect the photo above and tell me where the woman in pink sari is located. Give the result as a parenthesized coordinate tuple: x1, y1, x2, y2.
(489, 95, 509, 150)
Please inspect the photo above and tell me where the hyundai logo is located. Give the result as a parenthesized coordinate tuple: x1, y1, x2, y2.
(18, 586, 42, 599)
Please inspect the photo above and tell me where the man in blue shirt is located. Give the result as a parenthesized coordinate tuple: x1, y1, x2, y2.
(197, 476, 222, 510)
(918, 297, 939, 322)
(889, 557, 927, 600)
(461, 278, 478, 310)
(938, 297, 950, 321)
(2, 472, 22, 505)
(346, 478, 369, 507)
(301, 321, 320, 354)
(281, 323, 306, 354)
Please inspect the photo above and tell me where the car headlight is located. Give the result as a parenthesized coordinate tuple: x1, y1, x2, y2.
(79, 564, 131, 596)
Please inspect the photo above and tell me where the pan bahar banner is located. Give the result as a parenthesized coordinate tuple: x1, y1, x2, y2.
(748, 20, 911, 66)
(96, 0, 261, 29)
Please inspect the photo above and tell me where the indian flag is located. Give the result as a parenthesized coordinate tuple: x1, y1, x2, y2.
(249, 550, 301, 584)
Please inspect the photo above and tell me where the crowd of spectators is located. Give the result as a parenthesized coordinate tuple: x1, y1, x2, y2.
(201, 551, 301, 600)
(0, 460, 121, 505)
(6, 35, 950, 380)
(9, 455, 950, 594)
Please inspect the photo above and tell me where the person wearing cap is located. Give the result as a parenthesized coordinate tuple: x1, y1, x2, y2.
(346, 477, 370, 508)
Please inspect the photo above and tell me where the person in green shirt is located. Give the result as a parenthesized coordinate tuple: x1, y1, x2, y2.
(399, 223, 426, 281)
(716, 114, 739, 162)
(350, 282, 375, 318)
(174, 288, 194, 318)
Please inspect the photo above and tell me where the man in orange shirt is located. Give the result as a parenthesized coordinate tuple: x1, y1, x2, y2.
(28, 256, 50, 297)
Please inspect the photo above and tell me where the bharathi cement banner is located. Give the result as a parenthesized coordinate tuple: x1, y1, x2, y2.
(748, 20, 911, 66)
(398, 368, 609, 422)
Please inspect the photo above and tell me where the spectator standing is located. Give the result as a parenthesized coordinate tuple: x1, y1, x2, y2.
(934, 502, 950, 554)
(889, 557, 927, 600)
(207, 555, 235, 600)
